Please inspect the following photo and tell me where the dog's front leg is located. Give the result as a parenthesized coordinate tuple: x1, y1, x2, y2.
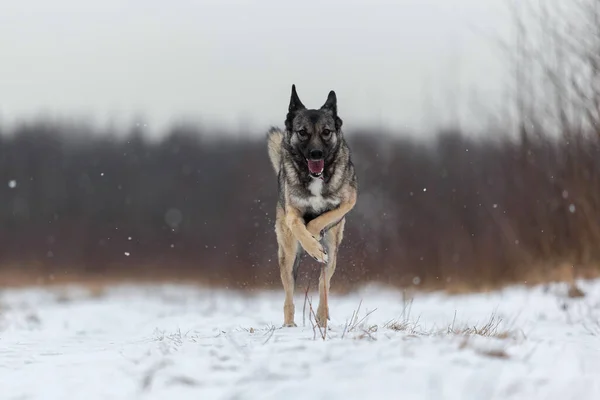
(306, 191, 357, 240)
(315, 218, 345, 327)
(285, 207, 329, 264)
(275, 206, 300, 327)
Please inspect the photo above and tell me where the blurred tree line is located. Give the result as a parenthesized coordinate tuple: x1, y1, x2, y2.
(0, 120, 599, 291)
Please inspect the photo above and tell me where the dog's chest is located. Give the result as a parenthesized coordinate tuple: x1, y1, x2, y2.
(292, 178, 340, 214)
(307, 178, 327, 210)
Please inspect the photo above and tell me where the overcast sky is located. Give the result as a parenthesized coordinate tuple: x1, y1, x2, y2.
(0, 0, 514, 136)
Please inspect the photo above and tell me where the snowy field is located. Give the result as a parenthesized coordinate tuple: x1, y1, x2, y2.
(2, 280, 600, 400)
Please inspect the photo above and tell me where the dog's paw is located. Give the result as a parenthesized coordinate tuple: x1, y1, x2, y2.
(303, 238, 328, 264)
(282, 322, 297, 328)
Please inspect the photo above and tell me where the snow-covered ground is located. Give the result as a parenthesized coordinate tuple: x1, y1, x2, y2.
(1, 280, 600, 400)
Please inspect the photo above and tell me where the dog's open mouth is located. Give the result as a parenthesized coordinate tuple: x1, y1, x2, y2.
(307, 159, 324, 177)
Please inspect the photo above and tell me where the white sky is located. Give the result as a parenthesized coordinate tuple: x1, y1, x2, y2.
(0, 0, 514, 136)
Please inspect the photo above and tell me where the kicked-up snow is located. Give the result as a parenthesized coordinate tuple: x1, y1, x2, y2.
(1, 280, 600, 399)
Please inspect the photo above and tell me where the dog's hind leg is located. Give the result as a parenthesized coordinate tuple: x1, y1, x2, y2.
(316, 218, 345, 327)
(275, 205, 300, 327)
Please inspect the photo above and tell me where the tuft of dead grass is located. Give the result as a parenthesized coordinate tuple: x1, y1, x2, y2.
(458, 337, 510, 359)
(478, 348, 510, 359)
(447, 312, 510, 338)
(338, 293, 519, 343)
(567, 284, 586, 298)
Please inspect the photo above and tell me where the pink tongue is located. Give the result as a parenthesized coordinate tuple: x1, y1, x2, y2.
(308, 159, 324, 174)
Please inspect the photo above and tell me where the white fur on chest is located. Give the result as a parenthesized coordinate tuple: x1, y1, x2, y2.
(292, 178, 340, 212)
(308, 177, 324, 197)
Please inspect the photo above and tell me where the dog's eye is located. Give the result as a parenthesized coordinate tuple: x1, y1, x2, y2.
(322, 129, 332, 138)
(297, 129, 308, 139)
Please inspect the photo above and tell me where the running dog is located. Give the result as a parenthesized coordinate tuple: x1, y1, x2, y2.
(266, 84, 358, 328)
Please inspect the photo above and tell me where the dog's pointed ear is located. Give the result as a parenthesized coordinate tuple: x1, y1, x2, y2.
(288, 84, 305, 113)
(321, 90, 343, 131)
(321, 90, 337, 113)
(286, 84, 305, 132)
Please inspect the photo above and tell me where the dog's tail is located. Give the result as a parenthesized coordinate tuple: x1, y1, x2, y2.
(267, 127, 284, 175)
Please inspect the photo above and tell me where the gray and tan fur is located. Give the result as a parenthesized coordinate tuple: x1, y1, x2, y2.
(267, 84, 358, 328)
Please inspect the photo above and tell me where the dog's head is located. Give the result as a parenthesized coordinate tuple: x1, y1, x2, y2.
(284, 84, 343, 178)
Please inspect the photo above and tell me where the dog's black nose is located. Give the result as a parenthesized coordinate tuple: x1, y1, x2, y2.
(309, 149, 323, 160)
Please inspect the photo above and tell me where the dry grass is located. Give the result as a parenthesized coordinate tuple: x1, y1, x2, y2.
(567, 284, 586, 298)
(305, 291, 326, 341)
(476, 348, 510, 359)
(0, 262, 596, 299)
(0, 268, 217, 289)
(342, 299, 378, 336)
(384, 320, 415, 332)
(458, 337, 511, 359)
(447, 312, 512, 338)
(340, 295, 520, 344)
